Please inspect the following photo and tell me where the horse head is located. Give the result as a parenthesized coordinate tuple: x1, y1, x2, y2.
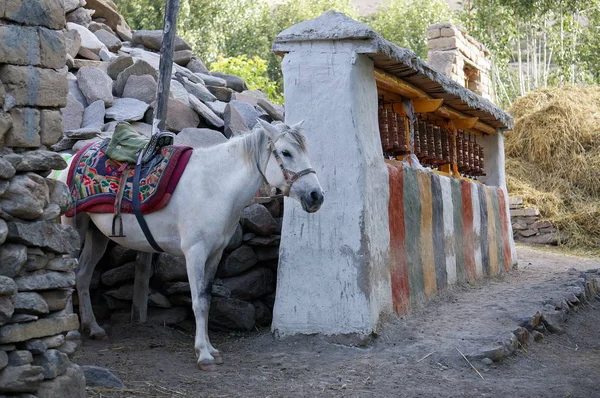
(257, 119, 324, 213)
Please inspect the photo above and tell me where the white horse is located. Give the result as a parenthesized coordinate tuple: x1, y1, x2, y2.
(57, 119, 324, 370)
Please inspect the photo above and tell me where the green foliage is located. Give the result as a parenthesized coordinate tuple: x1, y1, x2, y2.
(211, 54, 283, 104)
(365, 0, 452, 59)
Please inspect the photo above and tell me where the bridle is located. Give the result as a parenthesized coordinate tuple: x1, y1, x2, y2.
(256, 133, 316, 198)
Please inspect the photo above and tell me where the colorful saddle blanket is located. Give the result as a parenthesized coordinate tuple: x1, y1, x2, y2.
(65, 139, 193, 217)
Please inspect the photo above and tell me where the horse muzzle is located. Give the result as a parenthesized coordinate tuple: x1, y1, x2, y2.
(301, 190, 324, 213)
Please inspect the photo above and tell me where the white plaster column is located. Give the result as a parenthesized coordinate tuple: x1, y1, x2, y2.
(272, 39, 393, 336)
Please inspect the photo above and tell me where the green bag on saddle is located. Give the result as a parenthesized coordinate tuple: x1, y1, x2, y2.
(106, 122, 150, 163)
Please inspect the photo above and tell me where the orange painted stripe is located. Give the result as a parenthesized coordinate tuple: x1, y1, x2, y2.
(461, 180, 476, 281)
(485, 188, 499, 275)
(417, 172, 436, 297)
(497, 188, 512, 271)
(387, 164, 410, 314)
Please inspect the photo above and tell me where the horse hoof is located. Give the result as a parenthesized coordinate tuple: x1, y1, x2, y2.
(90, 329, 107, 340)
(213, 354, 224, 365)
(198, 361, 218, 371)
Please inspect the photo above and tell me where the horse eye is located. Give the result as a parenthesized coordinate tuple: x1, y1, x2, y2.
(282, 150, 292, 158)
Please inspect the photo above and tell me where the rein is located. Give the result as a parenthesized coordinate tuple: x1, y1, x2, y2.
(254, 134, 316, 201)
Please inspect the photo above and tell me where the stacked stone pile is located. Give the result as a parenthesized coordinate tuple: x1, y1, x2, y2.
(86, 200, 282, 332)
(0, 0, 86, 396)
(54, 0, 284, 153)
(510, 197, 558, 245)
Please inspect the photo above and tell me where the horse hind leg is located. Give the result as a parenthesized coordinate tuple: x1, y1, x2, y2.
(203, 247, 226, 365)
(77, 221, 110, 339)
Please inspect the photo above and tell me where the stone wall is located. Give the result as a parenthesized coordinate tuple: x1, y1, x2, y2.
(0, 0, 85, 396)
(509, 197, 559, 245)
(388, 164, 513, 314)
(427, 23, 494, 101)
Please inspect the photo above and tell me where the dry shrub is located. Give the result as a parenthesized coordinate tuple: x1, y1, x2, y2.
(506, 86, 600, 252)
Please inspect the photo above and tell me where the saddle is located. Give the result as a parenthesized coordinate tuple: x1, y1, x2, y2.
(66, 122, 193, 251)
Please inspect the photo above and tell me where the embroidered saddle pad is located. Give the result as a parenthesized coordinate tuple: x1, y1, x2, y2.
(65, 139, 193, 217)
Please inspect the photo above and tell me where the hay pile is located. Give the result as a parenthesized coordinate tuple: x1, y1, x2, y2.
(506, 86, 600, 252)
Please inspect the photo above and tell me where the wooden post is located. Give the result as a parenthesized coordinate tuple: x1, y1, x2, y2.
(131, 252, 153, 323)
(152, 0, 180, 135)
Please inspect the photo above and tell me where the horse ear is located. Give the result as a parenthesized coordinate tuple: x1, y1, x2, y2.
(257, 118, 277, 138)
(289, 120, 305, 131)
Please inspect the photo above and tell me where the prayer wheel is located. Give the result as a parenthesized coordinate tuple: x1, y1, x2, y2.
(378, 102, 391, 152)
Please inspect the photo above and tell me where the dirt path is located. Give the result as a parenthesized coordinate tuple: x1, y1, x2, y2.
(78, 245, 600, 397)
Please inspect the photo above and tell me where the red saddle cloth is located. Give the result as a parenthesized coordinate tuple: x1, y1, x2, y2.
(65, 139, 193, 217)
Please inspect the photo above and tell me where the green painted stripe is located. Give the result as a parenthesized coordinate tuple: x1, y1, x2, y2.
(478, 184, 490, 276)
(403, 167, 424, 306)
(431, 174, 447, 289)
(451, 178, 465, 283)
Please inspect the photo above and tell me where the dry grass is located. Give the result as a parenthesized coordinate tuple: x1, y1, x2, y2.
(506, 86, 600, 253)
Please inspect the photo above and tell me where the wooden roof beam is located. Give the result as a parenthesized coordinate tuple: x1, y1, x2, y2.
(374, 68, 496, 135)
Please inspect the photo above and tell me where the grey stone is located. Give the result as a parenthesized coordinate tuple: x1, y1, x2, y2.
(0, 220, 7, 246)
(0, 173, 49, 220)
(40, 290, 71, 312)
(88, 21, 115, 34)
(46, 178, 73, 214)
(180, 77, 216, 103)
(3, 107, 41, 148)
(123, 74, 157, 104)
(0, 297, 14, 326)
(0, 344, 16, 352)
(0, 350, 6, 370)
(148, 292, 171, 308)
(255, 246, 279, 262)
(0, 277, 17, 297)
(0, 112, 12, 144)
(173, 50, 193, 65)
(72, 137, 102, 151)
(207, 86, 234, 102)
(224, 100, 259, 137)
(130, 122, 152, 137)
(168, 295, 192, 306)
(40, 334, 65, 349)
(0, 244, 27, 278)
(466, 345, 504, 362)
(195, 73, 226, 87)
(64, 0, 80, 13)
(6, 221, 79, 254)
(211, 284, 231, 298)
(65, 330, 81, 342)
(82, 100, 106, 128)
(252, 300, 272, 326)
(66, 7, 92, 26)
(131, 30, 191, 52)
(8, 150, 67, 172)
(14, 293, 48, 315)
(0, 65, 67, 108)
(241, 204, 277, 236)
(111, 306, 188, 325)
(162, 281, 190, 296)
(67, 73, 87, 107)
(94, 29, 121, 52)
(32, 349, 68, 379)
(174, 128, 227, 148)
(40, 109, 64, 147)
(7, 351, 32, 366)
(105, 284, 134, 301)
(77, 67, 114, 106)
(8, 313, 38, 323)
(247, 235, 280, 247)
(23, 339, 46, 354)
(41, 203, 60, 221)
(36, 364, 86, 398)
(211, 72, 248, 92)
(3, 0, 65, 29)
(541, 309, 567, 334)
(56, 341, 77, 357)
(225, 224, 243, 252)
(209, 297, 255, 331)
(101, 262, 135, 286)
(169, 79, 190, 106)
(107, 55, 134, 80)
(220, 267, 275, 301)
(104, 295, 130, 310)
(13, 270, 74, 292)
(66, 22, 105, 59)
(206, 100, 227, 118)
(0, 158, 16, 180)
(186, 57, 209, 74)
(23, 247, 49, 272)
(218, 245, 257, 278)
(106, 98, 149, 122)
(188, 95, 224, 128)
(0, 364, 44, 393)
(521, 233, 559, 245)
(64, 127, 101, 140)
(166, 99, 199, 132)
(82, 365, 125, 389)
(107, 245, 137, 267)
(114, 60, 158, 97)
(0, 315, 79, 344)
(153, 254, 187, 284)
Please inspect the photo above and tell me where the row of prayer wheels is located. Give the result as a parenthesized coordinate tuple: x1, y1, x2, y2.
(378, 101, 485, 177)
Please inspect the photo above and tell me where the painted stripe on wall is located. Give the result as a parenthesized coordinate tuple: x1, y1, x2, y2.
(497, 188, 512, 271)
(471, 182, 483, 278)
(431, 175, 447, 290)
(440, 177, 457, 285)
(461, 180, 476, 281)
(387, 164, 410, 314)
(403, 168, 424, 306)
(417, 172, 437, 297)
(485, 188, 499, 275)
(490, 188, 505, 272)
(451, 178, 465, 283)
(477, 184, 490, 276)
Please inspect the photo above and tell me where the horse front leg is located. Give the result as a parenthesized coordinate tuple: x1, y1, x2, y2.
(184, 244, 224, 371)
(77, 223, 110, 339)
